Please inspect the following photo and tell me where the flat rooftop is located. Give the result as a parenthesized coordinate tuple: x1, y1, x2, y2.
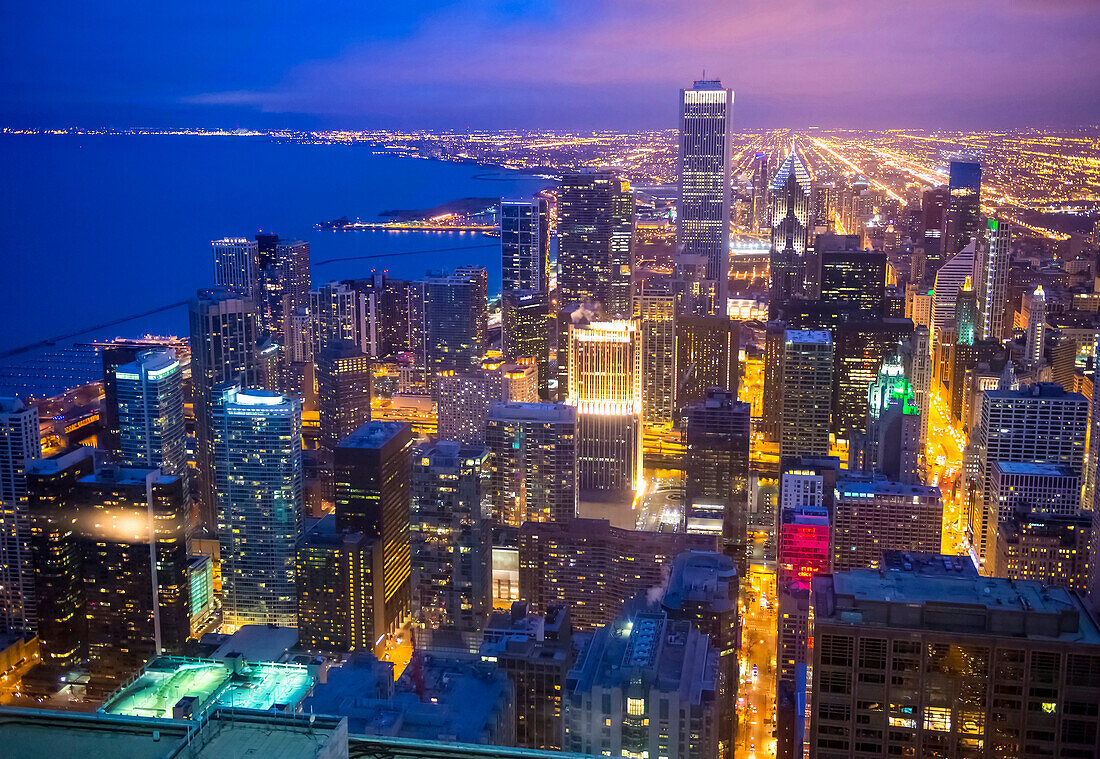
(992, 461, 1078, 478)
(488, 401, 576, 423)
(784, 329, 831, 345)
(339, 420, 411, 449)
(836, 477, 940, 498)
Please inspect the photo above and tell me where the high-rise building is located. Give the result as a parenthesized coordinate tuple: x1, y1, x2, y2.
(296, 514, 380, 654)
(675, 316, 738, 412)
(211, 237, 259, 298)
(567, 319, 642, 500)
(1025, 285, 1047, 367)
(777, 504, 830, 590)
(420, 268, 488, 393)
(769, 147, 813, 313)
(817, 235, 885, 312)
(930, 241, 975, 377)
(213, 386, 304, 628)
(334, 421, 413, 637)
(909, 326, 933, 448)
(188, 288, 265, 529)
(410, 442, 491, 636)
(751, 153, 772, 232)
(558, 170, 634, 317)
(761, 320, 787, 442)
(855, 353, 922, 483)
(518, 517, 716, 631)
(115, 349, 187, 487)
(316, 342, 372, 449)
(311, 281, 369, 356)
(254, 235, 310, 344)
(0, 397, 40, 636)
(635, 280, 677, 426)
(683, 388, 750, 568)
(503, 289, 551, 399)
(990, 461, 1080, 520)
(809, 568, 1100, 758)
(486, 402, 577, 526)
(437, 359, 538, 446)
(920, 185, 949, 275)
(563, 605, 719, 759)
(992, 506, 1091, 593)
(677, 79, 733, 316)
(944, 157, 982, 258)
(501, 197, 550, 294)
(780, 330, 833, 458)
(832, 317, 914, 445)
(977, 219, 1011, 341)
(832, 477, 943, 571)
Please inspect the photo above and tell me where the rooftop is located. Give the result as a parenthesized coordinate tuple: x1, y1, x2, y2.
(835, 477, 940, 499)
(210, 624, 301, 662)
(662, 551, 737, 615)
(338, 420, 412, 449)
(992, 462, 1079, 478)
(984, 382, 1084, 401)
(487, 401, 577, 423)
(81, 466, 179, 488)
(784, 329, 831, 345)
(880, 552, 978, 577)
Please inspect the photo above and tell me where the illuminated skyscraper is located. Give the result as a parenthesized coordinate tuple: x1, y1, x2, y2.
(977, 219, 1011, 341)
(501, 197, 550, 294)
(930, 241, 975, 369)
(316, 342, 372, 449)
(944, 157, 982, 258)
(768, 147, 813, 314)
(761, 320, 787, 443)
(832, 317, 914, 446)
(438, 358, 538, 446)
(677, 79, 733, 316)
(558, 170, 634, 317)
(502, 289, 551, 399)
(635, 279, 677, 426)
(817, 234, 885, 312)
(777, 503, 830, 590)
(920, 185, 949, 275)
(115, 349, 187, 486)
(567, 319, 642, 500)
(213, 385, 304, 628)
(1024, 285, 1047, 367)
(0, 397, 40, 636)
(254, 235, 310, 348)
(212, 237, 259, 298)
(675, 315, 738, 412)
(832, 477, 943, 571)
(310, 281, 369, 356)
(780, 330, 833, 459)
(751, 153, 772, 232)
(421, 267, 488, 393)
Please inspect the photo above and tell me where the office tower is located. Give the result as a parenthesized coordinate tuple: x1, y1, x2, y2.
(955, 276, 978, 349)
(660, 551, 739, 759)
(334, 421, 413, 637)
(762, 320, 787, 442)
(768, 147, 813, 312)
(254, 235, 310, 341)
(503, 289, 551, 399)
(100, 343, 141, 454)
(481, 602, 574, 751)
(420, 268, 488, 392)
(780, 330, 833, 458)
(777, 504, 830, 590)
(0, 397, 40, 636)
(211, 237, 259, 297)
(296, 514, 380, 654)
(751, 153, 772, 232)
(188, 288, 264, 529)
(311, 281, 369, 356)
(518, 517, 716, 631)
(486, 402, 577, 526)
(977, 219, 1011, 341)
(675, 316, 738, 411)
(567, 319, 642, 500)
(683, 389, 751, 568)
(563, 606, 719, 759)
(972, 384, 1088, 567)
(910, 326, 932, 447)
(992, 506, 1091, 592)
(558, 170, 635, 317)
(114, 349, 187, 484)
(907, 286, 932, 330)
(1025, 285, 1047, 367)
(944, 157, 982, 258)
(921, 185, 949, 274)
(857, 354, 922, 483)
(213, 386, 303, 628)
(438, 358, 538, 446)
(817, 234, 885, 312)
(677, 79, 733, 316)
(832, 477, 943, 571)
(24, 449, 93, 674)
(410, 442, 491, 636)
(809, 569, 1100, 759)
(76, 467, 190, 689)
(930, 241, 975, 376)
(832, 317, 914, 445)
(316, 342, 372, 449)
(635, 280, 677, 426)
(501, 197, 550, 294)
(990, 461, 1080, 519)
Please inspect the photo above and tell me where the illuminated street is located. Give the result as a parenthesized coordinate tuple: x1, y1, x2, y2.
(738, 559, 778, 758)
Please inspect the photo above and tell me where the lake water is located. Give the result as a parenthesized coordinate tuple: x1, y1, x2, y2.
(0, 134, 553, 353)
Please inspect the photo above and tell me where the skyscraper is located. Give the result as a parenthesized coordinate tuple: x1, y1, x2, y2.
(213, 385, 304, 628)
(254, 235, 310, 343)
(635, 278, 677, 427)
(211, 237, 259, 298)
(315, 342, 372, 449)
(1024, 285, 1047, 367)
(761, 320, 787, 443)
(334, 421, 413, 638)
(930, 241, 975, 369)
(310, 281, 369, 356)
(944, 157, 982, 258)
(501, 197, 550, 294)
(115, 349, 187, 486)
(437, 358, 538, 446)
(0, 397, 40, 636)
(558, 170, 634, 317)
(502, 289, 551, 399)
(816, 234, 885, 312)
(677, 79, 733, 316)
(675, 315, 738, 412)
(486, 401, 577, 526)
(831, 477, 943, 571)
(683, 388, 751, 569)
(920, 185, 949, 275)
(567, 319, 642, 500)
(977, 219, 1011, 341)
(751, 153, 772, 232)
(832, 317, 914, 445)
(769, 147, 813, 313)
(780, 330, 833, 458)
(421, 267, 488, 392)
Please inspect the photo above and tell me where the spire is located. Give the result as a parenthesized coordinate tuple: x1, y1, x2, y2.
(769, 147, 812, 194)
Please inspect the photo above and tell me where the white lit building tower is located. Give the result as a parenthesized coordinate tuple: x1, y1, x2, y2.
(977, 219, 1011, 341)
(0, 397, 40, 636)
(768, 147, 813, 313)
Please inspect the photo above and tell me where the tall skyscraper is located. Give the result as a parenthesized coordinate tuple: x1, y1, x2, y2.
(761, 320, 787, 443)
(635, 278, 677, 427)
(502, 289, 551, 399)
(254, 235, 310, 343)
(310, 281, 369, 356)
(115, 349, 187, 486)
(315, 342, 372, 449)
(769, 147, 813, 313)
(558, 170, 634, 317)
(677, 79, 733, 316)
(920, 185, 949, 275)
(486, 401, 577, 526)
(683, 388, 751, 569)
(213, 386, 304, 627)
(751, 153, 772, 232)
(977, 219, 1011, 341)
(832, 317, 914, 445)
(944, 157, 982, 258)
(816, 234, 885, 312)
(0, 397, 40, 636)
(211, 237, 259, 298)
(1024, 285, 1047, 367)
(567, 319, 642, 500)
(780, 330, 833, 458)
(334, 421, 413, 638)
(188, 288, 264, 529)
(930, 241, 975, 368)
(832, 477, 943, 571)
(438, 358, 537, 446)
(421, 267, 488, 393)
(675, 315, 738, 412)
(909, 326, 933, 448)
(501, 197, 550, 294)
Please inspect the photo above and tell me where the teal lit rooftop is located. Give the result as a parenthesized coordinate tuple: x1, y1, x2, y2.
(101, 656, 314, 720)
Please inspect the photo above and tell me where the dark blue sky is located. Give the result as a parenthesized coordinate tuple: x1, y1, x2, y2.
(4, 0, 1098, 130)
